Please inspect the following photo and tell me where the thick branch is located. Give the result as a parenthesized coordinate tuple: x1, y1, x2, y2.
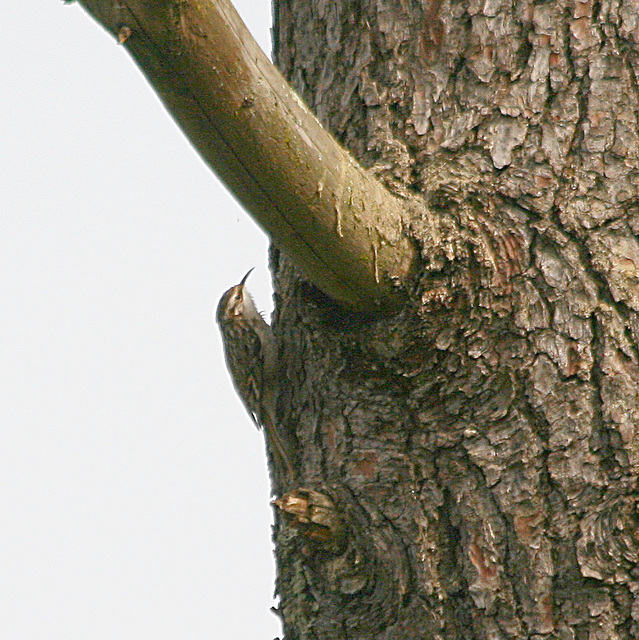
(75, 0, 417, 313)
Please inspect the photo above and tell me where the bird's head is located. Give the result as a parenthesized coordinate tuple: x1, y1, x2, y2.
(216, 268, 254, 324)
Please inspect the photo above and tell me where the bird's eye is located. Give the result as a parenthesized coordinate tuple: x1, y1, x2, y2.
(234, 293, 242, 301)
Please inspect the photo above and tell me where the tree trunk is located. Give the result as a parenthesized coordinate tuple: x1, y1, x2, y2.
(270, 0, 639, 638)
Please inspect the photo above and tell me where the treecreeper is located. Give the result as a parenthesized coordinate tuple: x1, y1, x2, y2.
(216, 269, 296, 486)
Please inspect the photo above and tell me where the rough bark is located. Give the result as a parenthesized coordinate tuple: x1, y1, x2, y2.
(270, 0, 639, 638)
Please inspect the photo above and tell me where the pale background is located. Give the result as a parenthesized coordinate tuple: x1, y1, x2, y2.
(2, 1, 281, 638)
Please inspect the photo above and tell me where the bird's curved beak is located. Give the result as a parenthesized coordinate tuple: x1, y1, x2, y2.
(239, 268, 255, 288)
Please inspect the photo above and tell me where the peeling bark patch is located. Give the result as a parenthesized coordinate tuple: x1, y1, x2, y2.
(468, 535, 499, 591)
(274, 488, 344, 545)
(482, 117, 528, 169)
(587, 224, 639, 312)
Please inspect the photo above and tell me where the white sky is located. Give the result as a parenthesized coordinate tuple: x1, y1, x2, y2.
(2, 1, 281, 638)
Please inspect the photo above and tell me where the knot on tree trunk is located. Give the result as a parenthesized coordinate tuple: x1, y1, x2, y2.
(275, 486, 412, 636)
(576, 493, 639, 584)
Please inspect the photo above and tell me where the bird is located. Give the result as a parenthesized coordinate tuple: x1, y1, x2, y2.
(216, 269, 295, 483)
